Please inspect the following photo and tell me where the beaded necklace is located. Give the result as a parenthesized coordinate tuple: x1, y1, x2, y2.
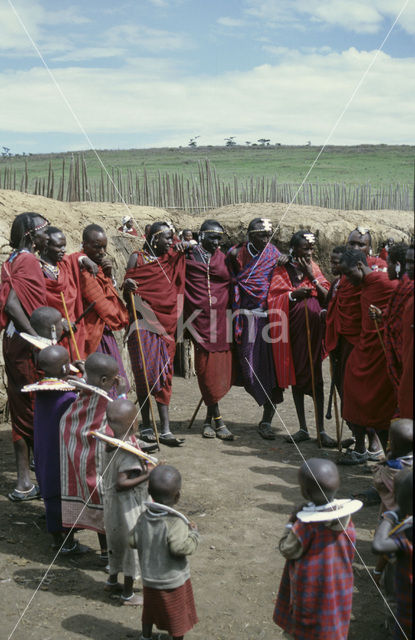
(195, 245, 213, 307)
(40, 260, 59, 279)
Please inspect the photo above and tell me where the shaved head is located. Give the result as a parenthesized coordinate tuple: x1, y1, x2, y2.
(149, 465, 181, 506)
(37, 345, 69, 378)
(30, 306, 63, 339)
(299, 458, 340, 504)
(106, 399, 137, 439)
(84, 352, 119, 391)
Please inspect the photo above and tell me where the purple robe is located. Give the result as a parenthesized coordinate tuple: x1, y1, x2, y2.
(96, 326, 130, 399)
(34, 390, 77, 533)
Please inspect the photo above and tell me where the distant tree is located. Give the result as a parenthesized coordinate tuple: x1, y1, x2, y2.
(224, 136, 236, 147)
(245, 141, 251, 146)
(257, 138, 270, 146)
(1, 146, 11, 157)
(188, 136, 200, 148)
(306, 140, 311, 146)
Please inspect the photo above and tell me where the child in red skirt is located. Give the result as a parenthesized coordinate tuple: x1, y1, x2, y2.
(373, 468, 413, 640)
(273, 458, 361, 640)
(131, 464, 199, 640)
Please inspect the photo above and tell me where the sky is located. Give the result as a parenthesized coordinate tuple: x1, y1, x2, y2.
(0, 0, 414, 154)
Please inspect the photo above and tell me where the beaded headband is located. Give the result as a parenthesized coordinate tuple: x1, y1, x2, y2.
(24, 219, 49, 236)
(249, 218, 273, 233)
(150, 222, 175, 246)
(200, 229, 224, 234)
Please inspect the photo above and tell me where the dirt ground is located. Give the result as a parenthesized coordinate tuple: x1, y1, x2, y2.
(0, 359, 388, 640)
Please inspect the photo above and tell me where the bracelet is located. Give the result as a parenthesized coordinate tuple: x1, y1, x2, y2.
(288, 291, 295, 302)
(382, 510, 399, 523)
(285, 523, 293, 529)
(312, 278, 319, 285)
(117, 393, 127, 399)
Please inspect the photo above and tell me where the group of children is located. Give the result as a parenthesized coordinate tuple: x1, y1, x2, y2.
(12, 301, 414, 639)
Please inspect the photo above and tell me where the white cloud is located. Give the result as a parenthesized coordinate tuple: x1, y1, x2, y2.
(244, 0, 415, 35)
(0, 48, 413, 145)
(217, 17, 246, 27)
(0, 1, 88, 53)
(52, 47, 126, 63)
(105, 24, 191, 52)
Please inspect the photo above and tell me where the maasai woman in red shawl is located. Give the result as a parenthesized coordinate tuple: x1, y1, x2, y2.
(39, 227, 86, 359)
(268, 230, 336, 448)
(339, 249, 398, 464)
(124, 222, 187, 447)
(0, 212, 49, 500)
(398, 246, 414, 419)
(184, 220, 233, 440)
(368, 244, 413, 408)
(226, 218, 283, 441)
(70, 224, 129, 399)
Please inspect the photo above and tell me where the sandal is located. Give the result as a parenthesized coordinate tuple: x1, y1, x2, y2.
(258, 422, 276, 440)
(140, 428, 157, 444)
(61, 541, 90, 556)
(121, 593, 143, 606)
(215, 425, 234, 441)
(283, 429, 310, 444)
(104, 581, 124, 593)
(202, 423, 215, 438)
(159, 433, 185, 447)
(336, 449, 369, 465)
(367, 449, 385, 462)
(320, 431, 338, 448)
(8, 484, 41, 502)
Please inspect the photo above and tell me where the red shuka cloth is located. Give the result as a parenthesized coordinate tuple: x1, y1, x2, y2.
(43, 255, 86, 357)
(383, 275, 414, 393)
(70, 253, 129, 355)
(398, 296, 413, 419)
(0, 250, 47, 330)
(194, 347, 233, 405)
(267, 261, 329, 389)
(184, 247, 231, 352)
(325, 255, 387, 353)
(125, 249, 186, 343)
(342, 271, 398, 429)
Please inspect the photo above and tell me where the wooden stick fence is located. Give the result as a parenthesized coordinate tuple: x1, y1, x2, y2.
(0, 155, 412, 211)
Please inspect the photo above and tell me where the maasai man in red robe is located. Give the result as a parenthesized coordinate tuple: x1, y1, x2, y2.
(268, 230, 335, 447)
(325, 227, 388, 454)
(124, 221, 187, 447)
(398, 245, 414, 419)
(60, 353, 124, 556)
(227, 218, 283, 440)
(118, 215, 138, 237)
(39, 226, 86, 359)
(338, 249, 398, 464)
(0, 212, 49, 500)
(369, 244, 413, 410)
(184, 220, 233, 440)
(72, 224, 129, 399)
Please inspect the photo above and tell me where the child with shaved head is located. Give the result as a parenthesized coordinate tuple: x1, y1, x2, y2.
(60, 352, 126, 558)
(373, 468, 413, 639)
(22, 345, 81, 552)
(273, 458, 360, 640)
(103, 399, 150, 604)
(131, 465, 199, 640)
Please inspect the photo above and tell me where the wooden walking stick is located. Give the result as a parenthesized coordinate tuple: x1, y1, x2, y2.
(188, 396, 203, 429)
(304, 299, 322, 448)
(328, 357, 342, 451)
(60, 291, 81, 360)
(374, 319, 387, 356)
(130, 291, 160, 448)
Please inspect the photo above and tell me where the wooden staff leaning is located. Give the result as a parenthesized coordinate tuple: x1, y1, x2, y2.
(129, 291, 160, 448)
(60, 291, 81, 360)
(304, 299, 322, 448)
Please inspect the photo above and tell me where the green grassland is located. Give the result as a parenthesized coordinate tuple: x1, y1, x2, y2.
(1, 144, 414, 189)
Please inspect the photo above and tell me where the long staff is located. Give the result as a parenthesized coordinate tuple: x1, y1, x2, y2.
(304, 299, 322, 448)
(60, 291, 81, 360)
(374, 319, 387, 357)
(130, 291, 160, 448)
(328, 357, 342, 451)
(188, 396, 203, 429)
